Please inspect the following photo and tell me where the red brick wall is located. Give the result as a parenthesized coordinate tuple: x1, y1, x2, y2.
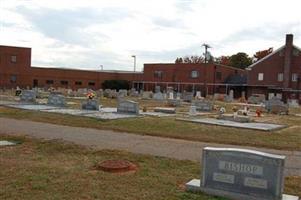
(247, 47, 301, 90)
(0, 45, 244, 92)
(0, 46, 31, 88)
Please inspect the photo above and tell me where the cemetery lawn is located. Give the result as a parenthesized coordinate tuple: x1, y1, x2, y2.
(1, 134, 300, 199)
(1, 106, 301, 151)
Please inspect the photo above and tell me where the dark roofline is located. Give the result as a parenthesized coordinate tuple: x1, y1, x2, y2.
(214, 63, 246, 71)
(31, 66, 143, 74)
(144, 62, 246, 71)
(0, 45, 31, 49)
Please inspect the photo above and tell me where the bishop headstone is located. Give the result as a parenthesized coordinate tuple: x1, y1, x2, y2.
(186, 147, 299, 200)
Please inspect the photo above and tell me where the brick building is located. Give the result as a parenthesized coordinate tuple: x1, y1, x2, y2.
(0, 45, 143, 90)
(246, 34, 301, 102)
(134, 63, 246, 97)
(0, 45, 246, 96)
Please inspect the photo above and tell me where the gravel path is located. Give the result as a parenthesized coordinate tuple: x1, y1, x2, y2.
(1, 117, 300, 176)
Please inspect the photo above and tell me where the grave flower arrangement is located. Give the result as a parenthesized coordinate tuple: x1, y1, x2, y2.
(87, 91, 96, 100)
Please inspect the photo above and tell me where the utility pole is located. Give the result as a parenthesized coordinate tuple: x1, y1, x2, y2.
(131, 55, 136, 72)
(131, 55, 136, 89)
(202, 43, 211, 97)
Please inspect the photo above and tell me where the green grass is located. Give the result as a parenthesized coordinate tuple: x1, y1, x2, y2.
(1, 134, 300, 200)
(1, 106, 301, 151)
(0, 134, 231, 200)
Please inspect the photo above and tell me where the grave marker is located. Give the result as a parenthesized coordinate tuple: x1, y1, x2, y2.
(20, 90, 36, 103)
(81, 99, 99, 110)
(192, 100, 213, 112)
(186, 147, 299, 200)
(47, 93, 66, 107)
(117, 100, 139, 114)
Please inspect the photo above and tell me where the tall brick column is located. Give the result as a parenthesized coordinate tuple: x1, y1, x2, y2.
(283, 34, 293, 89)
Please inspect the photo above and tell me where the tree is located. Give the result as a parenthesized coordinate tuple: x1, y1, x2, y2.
(253, 47, 273, 61)
(175, 55, 205, 64)
(215, 56, 230, 66)
(175, 57, 183, 64)
(229, 52, 253, 69)
(102, 80, 130, 90)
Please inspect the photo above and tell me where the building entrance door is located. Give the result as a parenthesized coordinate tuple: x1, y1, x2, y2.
(33, 79, 38, 88)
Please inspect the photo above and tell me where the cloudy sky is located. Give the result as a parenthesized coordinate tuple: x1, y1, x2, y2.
(0, 0, 301, 71)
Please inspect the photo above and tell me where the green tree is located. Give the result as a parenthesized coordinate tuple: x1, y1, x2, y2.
(229, 52, 253, 69)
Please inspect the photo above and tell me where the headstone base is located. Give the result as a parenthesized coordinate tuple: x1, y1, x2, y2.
(186, 179, 299, 200)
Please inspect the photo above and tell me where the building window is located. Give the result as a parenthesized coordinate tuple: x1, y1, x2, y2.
(88, 82, 95, 86)
(154, 71, 163, 78)
(277, 73, 284, 82)
(216, 72, 222, 80)
(293, 49, 299, 56)
(11, 55, 17, 63)
(10, 75, 17, 83)
(46, 80, 54, 84)
(191, 70, 199, 78)
(60, 80, 68, 85)
(258, 73, 264, 81)
(292, 73, 299, 82)
(75, 81, 82, 85)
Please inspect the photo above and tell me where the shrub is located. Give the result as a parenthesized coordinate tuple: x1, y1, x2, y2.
(101, 80, 130, 90)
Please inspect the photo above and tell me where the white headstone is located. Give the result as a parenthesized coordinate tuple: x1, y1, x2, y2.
(189, 106, 197, 116)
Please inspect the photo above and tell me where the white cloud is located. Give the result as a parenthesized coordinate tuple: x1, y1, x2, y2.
(0, 0, 301, 71)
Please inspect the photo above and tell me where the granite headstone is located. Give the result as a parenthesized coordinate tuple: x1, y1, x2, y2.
(117, 100, 139, 114)
(186, 147, 299, 200)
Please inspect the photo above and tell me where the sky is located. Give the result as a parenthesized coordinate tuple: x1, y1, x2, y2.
(0, 0, 301, 71)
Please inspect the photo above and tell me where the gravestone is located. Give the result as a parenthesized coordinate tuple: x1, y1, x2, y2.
(118, 89, 128, 98)
(224, 90, 234, 102)
(96, 89, 104, 98)
(77, 88, 88, 97)
(142, 91, 153, 99)
(268, 93, 275, 100)
(189, 106, 197, 116)
(182, 92, 194, 102)
(129, 88, 139, 97)
(166, 86, 173, 94)
(192, 100, 213, 112)
(103, 89, 112, 98)
(241, 91, 246, 99)
(155, 86, 161, 93)
(265, 97, 288, 114)
(47, 93, 66, 107)
(154, 107, 176, 114)
(153, 92, 164, 100)
(186, 147, 299, 200)
(20, 90, 36, 103)
(276, 93, 282, 99)
(81, 99, 99, 110)
(167, 99, 181, 107)
(214, 93, 225, 101)
(168, 92, 174, 100)
(195, 91, 202, 99)
(218, 113, 251, 123)
(288, 99, 299, 108)
(176, 93, 181, 100)
(117, 100, 139, 115)
(248, 94, 266, 104)
(224, 95, 233, 102)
